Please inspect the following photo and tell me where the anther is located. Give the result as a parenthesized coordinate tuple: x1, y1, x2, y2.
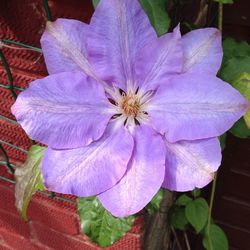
(108, 98, 117, 106)
(119, 88, 126, 96)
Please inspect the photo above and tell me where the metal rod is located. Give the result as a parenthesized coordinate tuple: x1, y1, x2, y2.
(0, 39, 42, 53)
(0, 144, 14, 174)
(0, 49, 17, 99)
(42, 0, 52, 21)
(0, 139, 28, 153)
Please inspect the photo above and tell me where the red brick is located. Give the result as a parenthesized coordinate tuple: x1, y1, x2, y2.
(108, 233, 141, 250)
(76, 233, 141, 250)
(130, 216, 143, 235)
(31, 221, 141, 250)
(0, 244, 12, 250)
(0, 209, 30, 238)
(30, 221, 96, 250)
(28, 192, 79, 235)
(0, 230, 44, 250)
(77, 233, 141, 250)
(0, 181, 19, 215)
(0, 169, 79, 236)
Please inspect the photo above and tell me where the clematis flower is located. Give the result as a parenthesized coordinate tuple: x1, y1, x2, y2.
(12, 0, 249, 217)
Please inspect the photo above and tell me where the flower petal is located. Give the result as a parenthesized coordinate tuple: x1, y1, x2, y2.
(41, 19, 98, 80)
(11, 71, 111, 149)
(162, 137, 221, 191)
(98, 125, 166, 217)
(42, 124, 134, 197)
(148, 73, 249, 142)
(88, 0, 157, 90)
(182, 28, 222, 74)
(135, 25, 183, 90)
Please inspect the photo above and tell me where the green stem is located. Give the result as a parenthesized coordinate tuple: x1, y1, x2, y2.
(42, 0, 52, 21)
(207, 173, 217, 249)
(218, 3, 223, 32)
(0, 49, 17, 99)
(206, 5, 223, 249)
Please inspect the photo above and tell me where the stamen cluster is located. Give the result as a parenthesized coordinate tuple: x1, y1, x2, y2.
(108, 87, 152, 126)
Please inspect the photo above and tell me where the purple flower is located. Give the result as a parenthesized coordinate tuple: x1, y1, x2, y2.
(12, 0, 248, 217)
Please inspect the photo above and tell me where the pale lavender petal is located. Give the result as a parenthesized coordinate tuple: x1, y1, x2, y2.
(11, 71, 111, 149)
(182, 28, 222, 74)
(88, 0, 157, 90)
(162, 137, 221, 191)
(148, 73, 249, 142)
(41, 19, 98, 81)
(98, 125, 166, 217)
(42, 124, 134, 197)
(135, 26, 183, 90)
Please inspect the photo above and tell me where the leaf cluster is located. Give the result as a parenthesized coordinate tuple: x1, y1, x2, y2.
(77, 197, 135, 247)
(220, 38, 250, 137)
(169, 190, 228, 250)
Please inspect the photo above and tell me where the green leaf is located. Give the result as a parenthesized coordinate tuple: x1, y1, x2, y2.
(77, 197, 135, 247)
(220, 39, 250, 84)
(219, 133, 227, 151)
(15, 145, 46, 221)
(222, 38, 250, 63)
(220, 40, 250, 135)
(214, 0, 233, 4)
(232, 73, 250, 101)
(231, 72, 250, 128)
(191, 188, 201, 198)
(230, 118, 250, 138)
(185, 198, 209, 233)
(176, 194, 192, 206)
(244, 110, 250, 129)
(140, 0, 170, 36)
(220, 56, 250, 84)
(203, 224, 229, 250)
(169, 206, 188, 230)
(146, 188, 164, 214)
(92, 0, 99, 8)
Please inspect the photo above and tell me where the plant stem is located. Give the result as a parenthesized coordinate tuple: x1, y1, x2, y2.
(207, 173, 217, 250)
(184, 231, 191, 250)
(206, 4, 223, 249)
(143, 190, 176, 250)
(218, 3, 223, 32)
(171, 226, 183, 250)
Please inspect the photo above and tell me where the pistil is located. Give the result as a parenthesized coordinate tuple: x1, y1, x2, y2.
(121, 91, 140, 117)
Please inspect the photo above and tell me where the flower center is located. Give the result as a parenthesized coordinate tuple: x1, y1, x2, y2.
(121, 92, 140, 117)
(107, 86, 154, 127)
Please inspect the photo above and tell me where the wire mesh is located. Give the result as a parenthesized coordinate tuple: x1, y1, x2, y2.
(0, 0, 75, 204)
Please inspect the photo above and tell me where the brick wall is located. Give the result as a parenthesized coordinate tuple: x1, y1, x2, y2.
(0, 168, 142, 250)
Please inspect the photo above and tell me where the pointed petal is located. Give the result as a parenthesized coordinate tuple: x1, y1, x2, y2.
(41, 19, 98, 80)
(182, 28, 222, 74)
(162, 138, 221, 191)
(42, 125, 134, 197)
(148, 73, 249, 142)
(88, 0, 157, 90)
(135, 26, 183, 90)
(11, 71, 111, 149)
(98, 125, 166, 217)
